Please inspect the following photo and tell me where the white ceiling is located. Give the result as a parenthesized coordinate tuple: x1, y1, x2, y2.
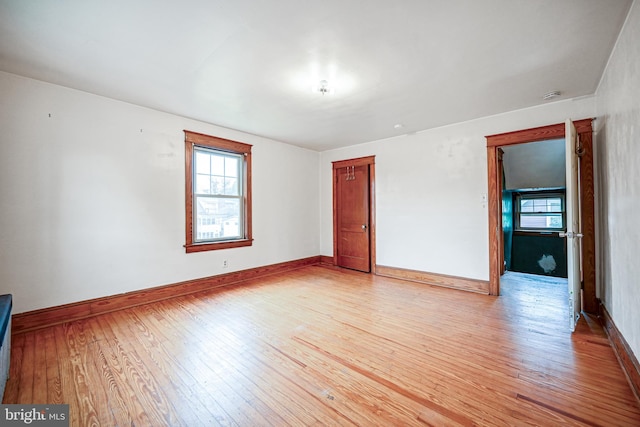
(0, 0, 632, 151)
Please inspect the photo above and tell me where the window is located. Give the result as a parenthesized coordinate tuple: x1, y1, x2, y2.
(515, 193, 564, 231)
(184, 130, 252, 252)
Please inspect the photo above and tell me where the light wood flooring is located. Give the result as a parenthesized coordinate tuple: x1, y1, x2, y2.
(4, 266, 640, 426)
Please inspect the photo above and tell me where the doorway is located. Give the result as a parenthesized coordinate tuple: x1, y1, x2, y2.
(499, 138, 571, 326)
(485, 119, 597, 314)
(332, 156, 376, 272)
(501, 139, 567, 278)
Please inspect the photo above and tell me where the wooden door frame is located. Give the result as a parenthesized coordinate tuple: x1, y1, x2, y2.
(332, 155, 376, 273)
(486, 119, 597, 314)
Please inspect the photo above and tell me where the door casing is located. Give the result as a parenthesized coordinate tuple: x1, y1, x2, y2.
(485, 119, 597, 314)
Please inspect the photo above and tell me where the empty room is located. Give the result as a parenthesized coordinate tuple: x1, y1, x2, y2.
(1, 1, 639, 425)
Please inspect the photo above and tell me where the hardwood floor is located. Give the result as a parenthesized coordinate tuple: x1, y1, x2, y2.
(4, 266, 640, 426)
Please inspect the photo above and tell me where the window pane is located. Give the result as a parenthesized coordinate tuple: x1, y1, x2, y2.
(225, 157, 238, 178)
(195, 174, 210, 194)
(221, 213, 240, 238)
(521, 197, 563, 213)
(533, 199, 547, 211)
(520, 213, 563, 229)
(520, 215, 546, 228)
(548, 198, 562, 212)
(211, 155, 225, 176)
(225, 177, 238, 195)
(195, 197, 241, 241)
(195, 152, 210, 174)
(520, 199, 534, 212)
(547, 214, 563, 228)
(211, 176, 225, 195)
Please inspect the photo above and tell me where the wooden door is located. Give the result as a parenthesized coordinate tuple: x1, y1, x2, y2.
(333, 157, 375, 273)
(563, 119, 582, 331)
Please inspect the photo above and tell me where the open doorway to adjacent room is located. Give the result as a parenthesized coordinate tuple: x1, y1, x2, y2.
(499, 138, 570, 325)
(500, 138, 569, 330)
(501, 139, 568, 281)
(485, 120, 598, 329)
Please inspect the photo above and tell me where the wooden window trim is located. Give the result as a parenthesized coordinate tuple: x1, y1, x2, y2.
(184, 130, 253, 253)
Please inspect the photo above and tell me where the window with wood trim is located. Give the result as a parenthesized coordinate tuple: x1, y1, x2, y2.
(184, 130, 252, 253)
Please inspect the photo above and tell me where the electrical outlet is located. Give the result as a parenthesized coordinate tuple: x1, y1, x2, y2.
(222, 260, 228, 268)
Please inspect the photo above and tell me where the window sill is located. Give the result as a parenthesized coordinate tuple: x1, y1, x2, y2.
(185, 239, 253, 253)
(513, 230, 563, 237)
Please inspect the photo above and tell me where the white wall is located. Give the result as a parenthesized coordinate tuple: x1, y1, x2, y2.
(0, 71, 320, 314)
(320, 98, 595, 281)
(595, 1, 640, 359)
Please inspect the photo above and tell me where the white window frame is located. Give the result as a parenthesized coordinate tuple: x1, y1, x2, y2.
(515, 192, 565, 232)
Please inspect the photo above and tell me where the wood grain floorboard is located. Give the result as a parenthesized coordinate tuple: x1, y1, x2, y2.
(91, 314, 185, 427)
(4, 266, 640, 426)
(53, 322, 104, 426)
(147, 300, 279, 427)
(119, 309, 230, 426)
(246, 286, 536, 425)
(17, 332, 35, 403)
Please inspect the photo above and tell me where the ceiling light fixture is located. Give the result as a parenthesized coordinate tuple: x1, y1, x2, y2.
(542, 90, 561, 100)
(316, 79, 334, 95)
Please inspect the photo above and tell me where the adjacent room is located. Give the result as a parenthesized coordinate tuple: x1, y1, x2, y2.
(1, 1, 639, 425)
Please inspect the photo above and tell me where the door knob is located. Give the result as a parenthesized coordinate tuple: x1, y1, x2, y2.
(362, 224, 367, 230)
(559, 231, 583, 238)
